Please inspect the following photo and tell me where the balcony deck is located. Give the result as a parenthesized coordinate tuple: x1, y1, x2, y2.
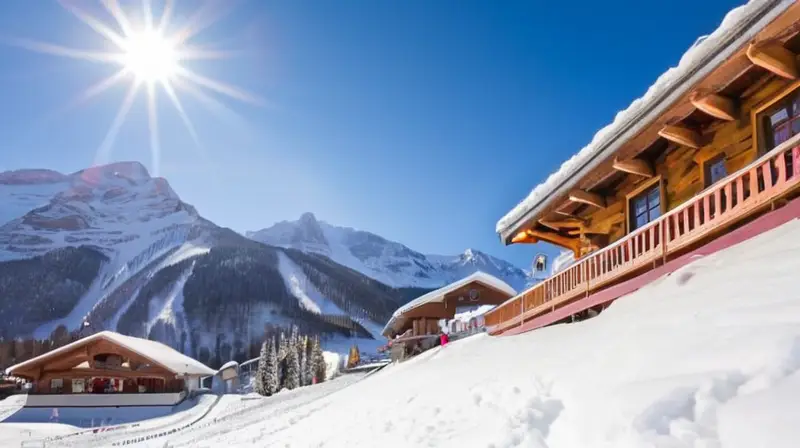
(485, 135, 800, 335)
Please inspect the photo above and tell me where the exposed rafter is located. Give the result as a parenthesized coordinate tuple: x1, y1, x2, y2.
(511, 231, 537, 244)
(658, 124, 703, 149)
(539, 218, 583, 231)
(554, 210, 581, 219)
(568, 189, 607, 209)
(746, 41, 798, 79)
(612, 157, 654, 177)
(689, 91, 737, 121)
(510, 228, 581, 256)
(525, 229, 582, 257)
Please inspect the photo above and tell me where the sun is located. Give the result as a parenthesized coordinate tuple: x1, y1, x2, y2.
(120, 29, 178, 84)
(6, 0, 263, 177)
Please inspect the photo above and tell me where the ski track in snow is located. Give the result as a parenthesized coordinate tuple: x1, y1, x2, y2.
(276, 251, 345, 315)
(145, 266, 194, 336)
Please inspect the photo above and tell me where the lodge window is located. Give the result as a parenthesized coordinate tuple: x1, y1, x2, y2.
(50, 378, 64, 393)
(629, 183, 661, 231)
(704, 155, 728, 188)
(760, 88, 800, 153)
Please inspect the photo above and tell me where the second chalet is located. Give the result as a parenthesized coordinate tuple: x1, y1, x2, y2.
(487, 0, 800, 334)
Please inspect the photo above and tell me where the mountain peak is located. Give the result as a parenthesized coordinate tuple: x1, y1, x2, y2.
(248, 214, 528, 291)
(72, 161, 151, 184)
(299, 212, 318, 224)
(462, 248, 481, 258)
(0, 168, 67, 185)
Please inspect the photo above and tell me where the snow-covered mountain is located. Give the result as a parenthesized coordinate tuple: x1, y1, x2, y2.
(0, 162, 408, 367)
(247, 212, 530, 291)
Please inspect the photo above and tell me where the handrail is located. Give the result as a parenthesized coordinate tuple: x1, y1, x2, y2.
(486, 138, 800, 332)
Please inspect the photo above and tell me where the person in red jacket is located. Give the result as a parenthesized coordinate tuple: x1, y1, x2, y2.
(439, 332, 449, 347)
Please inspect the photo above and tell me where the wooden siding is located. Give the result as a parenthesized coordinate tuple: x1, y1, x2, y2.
(486, 132, 800, 334)
(576, 75, 796, 254)
(506, 3, 800, 244)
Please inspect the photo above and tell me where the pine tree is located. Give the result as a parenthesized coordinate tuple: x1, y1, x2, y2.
(312, 337, 327, 384)
(277, 331, 288, 361)
(254, 340, 269, 396)
(264, 337, 279, 395)
(284, 343, 300, 390)
(303, 336, 314, 386)
(276, 331, 288, 387)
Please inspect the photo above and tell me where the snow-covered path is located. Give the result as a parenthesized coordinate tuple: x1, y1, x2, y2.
(142, 372, 367, 447)
(149, 218, 800, 447)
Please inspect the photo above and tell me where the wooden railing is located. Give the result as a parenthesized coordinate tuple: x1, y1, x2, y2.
(486, 136, 800, 333)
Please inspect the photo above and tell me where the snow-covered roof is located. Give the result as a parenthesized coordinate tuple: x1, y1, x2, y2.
(382, 271, 517, 335)
(217, 360, 239, 373)
(496, 0, 794, 241)
(5, 331, 216, 377)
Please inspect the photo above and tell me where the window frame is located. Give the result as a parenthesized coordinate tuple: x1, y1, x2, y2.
(702, 153, 728, 188)
(752, 81, 800, 156)
(625, 176, 666, 235)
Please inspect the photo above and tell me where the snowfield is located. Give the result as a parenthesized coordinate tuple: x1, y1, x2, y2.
(4, 217, 800, 447)
(174, 217, 800, 447)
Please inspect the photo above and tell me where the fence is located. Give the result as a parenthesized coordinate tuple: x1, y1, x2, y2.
(485, 136, 800, 334)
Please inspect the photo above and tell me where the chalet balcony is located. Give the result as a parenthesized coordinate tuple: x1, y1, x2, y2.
(485, 135, 800, 334)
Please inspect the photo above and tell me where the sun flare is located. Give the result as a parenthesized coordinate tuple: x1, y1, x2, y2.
(120, 29, 178, 84)
(8, 0, 262, 177)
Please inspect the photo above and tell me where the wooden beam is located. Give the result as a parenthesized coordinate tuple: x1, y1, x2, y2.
(525, 230, 581, 257)
(511, 231, 537, 244)
(612, 158, 654, 177)
(554, 210, 581, 219)
(568, 189, 607, 209)
(658, 124, 703, 149)
(746, 42, 798, 80)
(689, 91, 737, 121)
(539, 218, 583, 231)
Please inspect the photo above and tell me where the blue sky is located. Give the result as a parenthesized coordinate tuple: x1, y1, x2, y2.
(0, 0, 743, 270)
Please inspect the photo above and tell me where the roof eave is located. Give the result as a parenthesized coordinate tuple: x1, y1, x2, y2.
(497, 0, 792, 244)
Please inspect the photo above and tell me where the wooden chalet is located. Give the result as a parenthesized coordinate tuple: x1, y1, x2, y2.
(5, 331, 215, 407)
(488, 1, 800, 334)
(382, 272, 516, 360)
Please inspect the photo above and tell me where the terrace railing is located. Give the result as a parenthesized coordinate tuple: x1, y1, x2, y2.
(485, 135, 800, 333)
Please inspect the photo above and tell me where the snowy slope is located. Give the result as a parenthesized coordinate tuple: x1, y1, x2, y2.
(0, 163, 403, 362)
(247, 212, 530, 290)
(276, 251, 345, 315)
(137, 215, 800, 447)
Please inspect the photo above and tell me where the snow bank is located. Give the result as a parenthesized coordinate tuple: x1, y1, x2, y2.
(322, 351, 343, 380)
(495, 0, 793, 236)
(163, 217, 800, 447)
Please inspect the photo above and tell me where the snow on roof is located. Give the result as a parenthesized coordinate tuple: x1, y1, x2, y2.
(217, 361, 239, 373)
(495, 0, 793, 239)
(382, 271, 517, 335)
(5, 331, 216, 377)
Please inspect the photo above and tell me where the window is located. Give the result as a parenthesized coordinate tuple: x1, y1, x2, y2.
(629, 183, 661, 231)
(760, 89, 800, 152)
(704, 155, 728, 187)
(50, 378, 64, 393)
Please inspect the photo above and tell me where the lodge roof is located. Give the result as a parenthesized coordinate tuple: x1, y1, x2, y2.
(4, 331, 216, 377)
(382, 271, 517, 336)
(495, 0, 794, 244)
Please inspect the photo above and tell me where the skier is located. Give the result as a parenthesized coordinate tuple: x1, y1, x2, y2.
(439, 331, 449, 347)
